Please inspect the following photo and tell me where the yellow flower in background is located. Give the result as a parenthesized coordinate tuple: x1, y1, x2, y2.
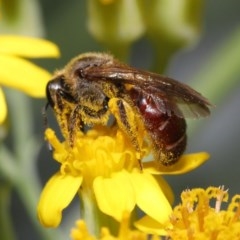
(71, 211, 159, 240)
(37, 125, 209, 228)
(165, 186, 240, 239)
(0, 35, 59, 123)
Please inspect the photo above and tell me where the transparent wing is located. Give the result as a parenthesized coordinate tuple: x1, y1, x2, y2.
(83, 64, 212, 118)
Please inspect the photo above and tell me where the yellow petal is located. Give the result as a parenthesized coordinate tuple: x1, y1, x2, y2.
(93, 170, 136, 221)
(135, 215, 168, 235)
(130, 171, 172, 223)
(155, 176, 174, 205)
(0, 35, 60, 58)
(0, 88, 7, 124)
(37, 172, 82, 227)
(0, 55, 51, 97)
(144, 152, 209, 175)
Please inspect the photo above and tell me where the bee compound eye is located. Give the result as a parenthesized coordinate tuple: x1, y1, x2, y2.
(46, 82, 56, 107)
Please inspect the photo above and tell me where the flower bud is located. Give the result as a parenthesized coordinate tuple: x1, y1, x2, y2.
(87, 0, 145, 59)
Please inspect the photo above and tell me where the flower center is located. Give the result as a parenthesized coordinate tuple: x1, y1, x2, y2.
(45, 126, 149, 186)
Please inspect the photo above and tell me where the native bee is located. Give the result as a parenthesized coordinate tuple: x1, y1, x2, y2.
(45, 52, 211, 166)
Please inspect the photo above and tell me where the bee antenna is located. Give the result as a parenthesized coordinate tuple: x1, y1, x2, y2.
(42, 102, 53, 151)
(42, 102, 50, 130)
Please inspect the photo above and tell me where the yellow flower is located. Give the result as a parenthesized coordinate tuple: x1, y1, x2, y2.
(165, 186, 240, 239)
(71, 211, 159, 240)
(0, 35, 59, 123)
(37, 125, 209, 228)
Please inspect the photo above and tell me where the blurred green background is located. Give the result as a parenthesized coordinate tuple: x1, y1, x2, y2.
(1, 0, 240, 239)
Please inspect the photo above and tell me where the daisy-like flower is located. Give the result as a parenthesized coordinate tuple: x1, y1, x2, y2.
(164, 186, 240, 239)
(0, 35, 59, 123)
(37, 125, 209, 230)
(71, 211, 159, 240)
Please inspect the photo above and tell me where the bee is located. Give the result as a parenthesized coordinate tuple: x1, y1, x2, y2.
(45, 52, 211, 166)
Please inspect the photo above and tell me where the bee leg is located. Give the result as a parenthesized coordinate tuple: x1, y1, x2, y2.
(53, 92, 72, 140)
(108, 98, 143, 170)
(68, 105, 83, 146)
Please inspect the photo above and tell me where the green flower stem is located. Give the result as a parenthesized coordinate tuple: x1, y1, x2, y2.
(6, 90, 33, 161)
(0, 144, 18, 182)
(0, 182, 16, 240)
(188, 27, 240, 134)
(2, 89, 63, 240)
(80, 189, 118, 236)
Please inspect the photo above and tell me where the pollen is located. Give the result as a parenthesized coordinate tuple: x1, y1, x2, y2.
(166, 186, 240, 239)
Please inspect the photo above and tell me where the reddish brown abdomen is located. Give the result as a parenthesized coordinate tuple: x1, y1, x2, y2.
(129, 87, 186, 165)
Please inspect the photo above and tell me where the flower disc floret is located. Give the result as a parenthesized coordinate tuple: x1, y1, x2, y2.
(51, 126, 140, 185)
(166, 186, 240, 239)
